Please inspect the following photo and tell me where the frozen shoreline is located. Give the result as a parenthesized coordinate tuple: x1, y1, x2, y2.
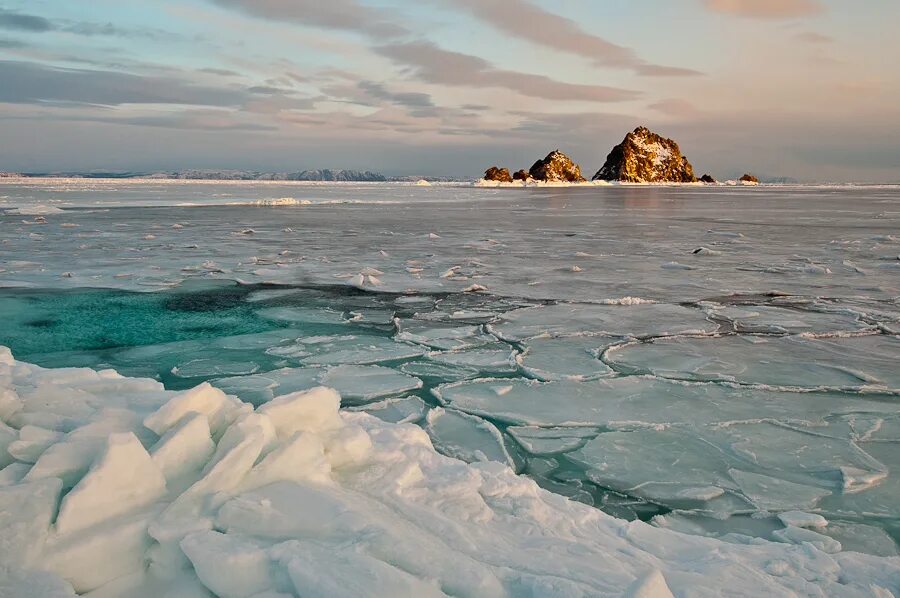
(1, 346, 899, 596)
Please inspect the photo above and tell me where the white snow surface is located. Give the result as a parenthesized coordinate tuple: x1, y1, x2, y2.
(0, 348, 899, 597)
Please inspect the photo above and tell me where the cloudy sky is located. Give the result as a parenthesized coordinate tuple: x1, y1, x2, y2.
(1, 0, 897, 181)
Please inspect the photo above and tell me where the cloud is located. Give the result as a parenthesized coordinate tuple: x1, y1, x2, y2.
(0, 9, 53, 32)
(0, 8, 183, 40)
(704, 0, 824, 19)
(322, 79, 436, 113)
(209, 0, 407, 39)
(0, 60, 249, 107)
(108, 112, 276, 131)
(358, 81, 434, 108)
(5, 108, 277, 132)
(795, 31, 832, 44)
(199, 67, 241, 77)
(374, 41, 639, 103)
(440, 0, 700, 76)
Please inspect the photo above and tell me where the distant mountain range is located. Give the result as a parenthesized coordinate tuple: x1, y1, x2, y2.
(0, 169, 469, 182)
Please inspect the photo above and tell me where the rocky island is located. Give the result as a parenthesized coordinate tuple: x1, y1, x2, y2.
(483, 166, 513, 183)
(529, 150, 586, 183)
(593, 126, 696, 183)
(482, 151, 585, 183)
(479, 126, 773, 185)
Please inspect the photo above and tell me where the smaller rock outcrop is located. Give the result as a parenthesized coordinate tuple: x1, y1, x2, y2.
(483, 166, 513, 183)
(594, 127, 696, 183)
(512, 169, 532, 181)
(529, 150, 586, 183)
(739, 174, 759, 184)
(700, 174, 716, 184)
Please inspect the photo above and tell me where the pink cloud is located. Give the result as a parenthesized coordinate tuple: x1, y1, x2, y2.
(704, 0, 824, 19)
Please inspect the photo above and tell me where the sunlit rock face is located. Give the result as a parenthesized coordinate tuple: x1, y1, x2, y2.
(483, 166, 513, 183)
(594, 127, 697, 183)
(529, 150, 586, 182)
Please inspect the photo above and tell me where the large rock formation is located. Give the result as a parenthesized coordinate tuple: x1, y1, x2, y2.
(483, 166, 513, 183)
(700, 174, 716, 184)
(512, 169, 532, 181)
(593, 127, 697, 183)
(739, 174, 759, 185)
(529, 150, 586, 183)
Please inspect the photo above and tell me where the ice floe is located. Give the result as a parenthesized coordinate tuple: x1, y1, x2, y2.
(489, 303, 717, 342)
(606, 334, 900, 390)
(2, 349, 899, 596)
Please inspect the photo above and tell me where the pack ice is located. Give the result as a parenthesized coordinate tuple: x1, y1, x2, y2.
(1, 346, 899, 597)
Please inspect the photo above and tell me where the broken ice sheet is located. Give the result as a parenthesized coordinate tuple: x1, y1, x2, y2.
(211, 367, 323, 406)
(171, 359, 260, 379)
(817, 440, 900, 521)
(507, 426, 598, 456)
(256, 306, 347, 325)
(606, 334, 900, 390)
(266, 334, 424, 366)
(426, 346, 518, 374)
(344, 307, 396, 325)
(727, 469, 832, 512)
(424, 408, 515, 470)
(707, 305, 873, 335)
(434, 376, 900, 429)
(348, 396, 428, 425)
(703, 422, 887, 494)
(652, 511, 785, 544)
(568, 429, 750, 515)
(517, 335, 616, 381)
(394, 320, 496, 351)
(819, 521, 899, 557)
(320, 365, 422, 404)
(398, 361, 480, 383)
(488, 302, 717, 342)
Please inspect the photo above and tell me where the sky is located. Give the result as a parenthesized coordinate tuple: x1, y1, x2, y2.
(0, 0, 898, 181)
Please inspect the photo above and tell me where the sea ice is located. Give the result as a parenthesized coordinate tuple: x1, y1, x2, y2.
(1, 348, 900, 595)
(398, 361, 480, 382)
(394, 320, 496, 351)
(728, 469, 832, 512)
(517, 335, 616, 381)
(55, 433, 166, 535)
(319, 365, 423, 403)
(568, 429, 744, 512)
(507, 426, 598, 455)
(606, 334, 900, 390)
(708, 305, 873, 335)
(425, 408, 515, 469)
(426, 346, 518, 374)
(488, 302, 717, 341)
(212, 367, 323, 406)
(348, 396, 428, 425)
(171, 358, 260, 378)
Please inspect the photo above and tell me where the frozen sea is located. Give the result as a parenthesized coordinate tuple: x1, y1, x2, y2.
(1, 178, 899, 596)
